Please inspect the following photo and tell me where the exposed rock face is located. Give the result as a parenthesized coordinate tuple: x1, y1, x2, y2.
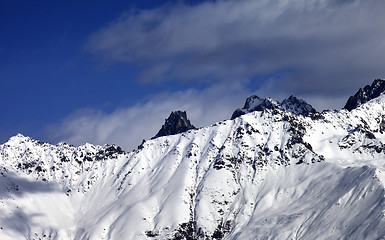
(153, 111, 196, 139)
(231, 95, 316, 120)
(344, 79, 385, 111)
(281, 95, 316, 116)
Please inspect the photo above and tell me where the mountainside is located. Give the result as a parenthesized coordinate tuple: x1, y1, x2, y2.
(1, 81, 385, 239)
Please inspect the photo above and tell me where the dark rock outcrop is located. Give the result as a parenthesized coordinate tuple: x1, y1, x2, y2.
(153, 111, 196, 139)
(344, 79, 385, 111)
(281, 95, 316, 116)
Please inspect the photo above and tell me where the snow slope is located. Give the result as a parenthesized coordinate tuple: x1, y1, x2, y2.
(1, 95, 385, 239)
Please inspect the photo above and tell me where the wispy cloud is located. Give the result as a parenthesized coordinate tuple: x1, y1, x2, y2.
(86, 0, 385, 98)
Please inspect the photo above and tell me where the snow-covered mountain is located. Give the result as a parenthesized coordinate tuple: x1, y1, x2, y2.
(1, 80, 385, 239)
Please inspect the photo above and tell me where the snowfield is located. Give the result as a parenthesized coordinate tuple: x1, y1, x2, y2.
(1, 94, 385, 239)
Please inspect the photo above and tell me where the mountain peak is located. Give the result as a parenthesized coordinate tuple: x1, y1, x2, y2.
(7, 133, 32, 145)
(344, 79, 385, 111)
(281, 95, 316, 116)
(231, 95, 316, 119)
(243, 95, 280, 111)
(153, 110, 196, 139)
(231, 95, 280, 119)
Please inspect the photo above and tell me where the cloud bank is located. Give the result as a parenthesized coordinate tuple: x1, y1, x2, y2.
(46, 82, 251, 150)
(86, 0, 385, 97)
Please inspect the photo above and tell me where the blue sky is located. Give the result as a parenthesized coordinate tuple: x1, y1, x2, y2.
(2, 0, 385, 150)
(1, 0, 207, 144)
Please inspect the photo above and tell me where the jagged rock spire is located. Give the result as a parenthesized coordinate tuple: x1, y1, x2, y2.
(344, 79, 385, 111)
(153, 111, 196, 139)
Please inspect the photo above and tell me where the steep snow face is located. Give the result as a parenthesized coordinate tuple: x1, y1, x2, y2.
(344, 79, 385, 111)
(305, 94, 385, 166)
(1, 96, 385, 239)
(0, 135, 130, 240)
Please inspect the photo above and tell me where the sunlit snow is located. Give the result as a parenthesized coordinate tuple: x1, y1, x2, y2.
(1, 95, 385, 239)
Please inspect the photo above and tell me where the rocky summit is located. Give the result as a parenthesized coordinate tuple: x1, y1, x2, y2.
(281, 95, 317, 116)
(153, 110, 196, 139)
(344, 79, 385, 111)
(1, 80, 385, 239)
(231, 95, 316, 120)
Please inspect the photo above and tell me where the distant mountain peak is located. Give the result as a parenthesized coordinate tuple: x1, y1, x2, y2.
(7, 133, 34, 145)
(281, 95, 316, 116)
(243, 95, 280, 111)
(344, 79, 385, 111)
(153, 110, 196, 139)
(231, 95, 316, 119)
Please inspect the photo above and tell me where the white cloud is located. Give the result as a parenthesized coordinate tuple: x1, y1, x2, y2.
(46, 81, 252, 150)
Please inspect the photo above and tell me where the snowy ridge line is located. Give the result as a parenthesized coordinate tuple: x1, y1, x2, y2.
(0, 134, 128, 194)
(1, 88, 385, 239)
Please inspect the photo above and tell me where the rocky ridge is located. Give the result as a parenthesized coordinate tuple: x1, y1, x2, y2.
(0, 134, 127, 195)
(231, 95, 316, 120)
(344, 79, 385, 111)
